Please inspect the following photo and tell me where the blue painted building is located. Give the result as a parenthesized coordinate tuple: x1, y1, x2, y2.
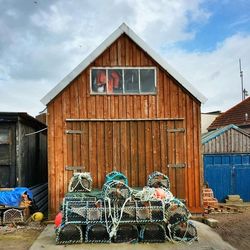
(202, 124, 250, 202)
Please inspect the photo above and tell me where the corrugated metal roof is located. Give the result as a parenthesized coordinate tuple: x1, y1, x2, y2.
(41, 23, 207, 105)
(202, 124, 249, 144)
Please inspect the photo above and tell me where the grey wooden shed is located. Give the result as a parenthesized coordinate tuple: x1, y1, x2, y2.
(0, 112, 47, 188)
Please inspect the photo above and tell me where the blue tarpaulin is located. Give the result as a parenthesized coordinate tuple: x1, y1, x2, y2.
(0, 187, 33, 207)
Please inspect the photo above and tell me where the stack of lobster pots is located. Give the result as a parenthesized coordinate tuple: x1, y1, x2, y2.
(55, 171, 197, 244)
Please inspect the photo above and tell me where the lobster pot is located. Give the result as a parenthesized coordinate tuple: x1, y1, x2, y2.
(147, 171, 170, 189)
(165, 199, 190, 226)
(68, 173, 92, 192)
(64, 199, 103, 224)
(64, 192, 97, 201)
(86, 208, 103, 223)
(113, 224, 139, 243)
(56, 224, 83, 245)
(171, 221, 198, 242)
(136, 201, 151, 222)
(150, 201, 164, 222)
(139, 223, 166, 243)
(119, 201, 137, 223)
(102, 180, 132, 200)
(64, 200, 88, 224)
(105, 171, 128, 185)
(3, 208, 24, 225)
(85, 224, 111, 243)
(0, 211, 2, 225)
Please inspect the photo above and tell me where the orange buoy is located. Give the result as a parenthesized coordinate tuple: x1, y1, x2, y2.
(54, 211, 63, 228)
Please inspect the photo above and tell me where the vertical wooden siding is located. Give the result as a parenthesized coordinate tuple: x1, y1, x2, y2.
(66, 120, 186, 194)
(47, 34, 202, 217)
(203, 128, 250, 153)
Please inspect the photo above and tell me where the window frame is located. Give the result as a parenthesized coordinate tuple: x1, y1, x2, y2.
(90, 67, 157, 95)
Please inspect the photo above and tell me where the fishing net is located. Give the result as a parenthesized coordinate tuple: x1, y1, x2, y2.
(119, 201, 137, 222)
(150, 200, 165, 222)
(3, 208, 24, 224)
(165, 198, 190, 226)
(105, 171, 128, 185)
(136, 201, 151, 222)
(86, 206, 103, 223)
(147, 171, 170, 189)
(102, 180, 132, 200)
(171, 221, 198, 242)
(64, 200, 88, 224)
(56, 224, 83, 244)
(85, 224, 111, 243)
(139, 223, 166, 243)
(113, 224, 138, 243)
(68, 172, 93, 192)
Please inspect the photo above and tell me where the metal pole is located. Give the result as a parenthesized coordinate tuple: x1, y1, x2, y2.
(239, 58, 244, 100)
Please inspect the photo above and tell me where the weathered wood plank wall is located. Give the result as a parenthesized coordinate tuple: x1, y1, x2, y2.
(0, 116, 47, 188)
(203, 128, 250, 153)
(47, 34, 202, 217)
(65, 120, 185, 190)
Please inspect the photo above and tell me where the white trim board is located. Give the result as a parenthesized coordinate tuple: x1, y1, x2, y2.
(41, 23, 207, 105)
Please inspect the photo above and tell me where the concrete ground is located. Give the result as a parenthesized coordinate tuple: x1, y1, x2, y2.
(30, 221, 235, 250)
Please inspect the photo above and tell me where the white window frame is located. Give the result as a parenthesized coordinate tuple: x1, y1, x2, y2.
(90, 67, 157, 95)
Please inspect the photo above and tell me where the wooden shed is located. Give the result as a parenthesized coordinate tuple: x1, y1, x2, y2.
(41, 23, 206, 218)
(0, 112, 47, 188)
(202, 124, 250, 201)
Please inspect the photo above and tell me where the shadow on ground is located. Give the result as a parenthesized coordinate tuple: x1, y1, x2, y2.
(30, 221, 235, 250)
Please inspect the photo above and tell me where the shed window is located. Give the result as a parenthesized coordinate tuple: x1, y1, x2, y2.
(0, 128, 11, 165)
(91, 67, 156, 94)
(0, 129, 10, 144)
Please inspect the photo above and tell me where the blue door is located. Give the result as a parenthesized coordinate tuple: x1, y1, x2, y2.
(204, 154, 250, 202)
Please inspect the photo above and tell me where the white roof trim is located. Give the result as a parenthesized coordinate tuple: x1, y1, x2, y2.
(41, 23, 207, 105)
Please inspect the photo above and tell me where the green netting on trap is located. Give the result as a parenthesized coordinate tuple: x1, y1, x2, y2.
(147, 171, 170, 189)
(102, 180, 132, 200)
(105, 171, 128, 185)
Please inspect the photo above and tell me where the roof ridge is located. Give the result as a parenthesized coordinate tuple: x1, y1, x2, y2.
(208, 97, 250, 130)
(202, 124, 250, 144)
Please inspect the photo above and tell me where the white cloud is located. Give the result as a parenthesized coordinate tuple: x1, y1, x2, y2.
(0, 0, 249, 116)
(0, 78, 48, 114)
(126, 0, 210, 47)
(31, 4, 72, 34)
(164, 33, 250, 112)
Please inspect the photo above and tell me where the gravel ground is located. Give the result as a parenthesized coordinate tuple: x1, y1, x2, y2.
(0, 222, 45, 250)
(207, 206, 250, 250)
(1, 208, 249, 250)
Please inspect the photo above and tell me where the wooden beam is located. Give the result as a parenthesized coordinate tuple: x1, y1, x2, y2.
(167, 163, 186, 168)
(66, 118, 184, 122)
(65, 166, 84, 171)
(65, 130, 82, 134)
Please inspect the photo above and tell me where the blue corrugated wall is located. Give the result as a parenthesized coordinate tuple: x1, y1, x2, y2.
(204, 154, 250, 202)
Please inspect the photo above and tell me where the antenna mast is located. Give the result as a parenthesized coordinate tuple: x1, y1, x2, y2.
(239, 58, 244, 101)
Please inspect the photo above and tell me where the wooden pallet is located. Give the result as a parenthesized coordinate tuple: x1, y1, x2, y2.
(204, 204, 240, 214)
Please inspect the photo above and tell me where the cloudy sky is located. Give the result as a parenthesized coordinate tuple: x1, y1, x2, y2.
(0, 0, 250, 116)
